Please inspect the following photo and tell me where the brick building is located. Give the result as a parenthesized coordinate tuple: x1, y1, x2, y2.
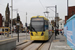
(65, 6, 75, 23)
(0, 13, 2, 27)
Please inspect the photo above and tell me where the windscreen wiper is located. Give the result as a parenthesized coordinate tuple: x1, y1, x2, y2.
(31, 26, 37, 33)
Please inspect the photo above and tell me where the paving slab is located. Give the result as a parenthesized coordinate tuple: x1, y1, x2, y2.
(50, 34, 72, 50)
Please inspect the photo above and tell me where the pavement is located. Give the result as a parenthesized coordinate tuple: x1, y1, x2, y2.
(50, 33, 72, 50)
(15, 33, 30, 46)
(0, 33, 30, 46)
(16, 39, 30, 46)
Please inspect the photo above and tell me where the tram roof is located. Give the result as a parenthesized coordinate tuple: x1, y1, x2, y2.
(31, 16, 48, 20)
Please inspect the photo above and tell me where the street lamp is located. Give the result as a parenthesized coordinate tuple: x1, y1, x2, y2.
(25, 12, 27, 40)
(10, 0, 13, 37)
(44, 11, 49, 18)
(16, 13, 20, 42)
(67, 0, 68, 19)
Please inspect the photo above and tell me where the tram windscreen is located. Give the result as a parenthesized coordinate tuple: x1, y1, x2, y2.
(31, 22, 44, 31)
(31, 18, 44, 31)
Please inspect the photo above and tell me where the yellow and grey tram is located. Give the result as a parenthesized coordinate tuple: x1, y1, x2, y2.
(30, 16, 51, 41)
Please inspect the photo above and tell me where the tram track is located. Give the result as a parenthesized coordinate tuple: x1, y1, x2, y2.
(23, 41, 44, 50)
(15, 41, 33, 50)
(15, 33, 54, 50)
(23, 34, 54, 50)
(38, 33, 54, 50)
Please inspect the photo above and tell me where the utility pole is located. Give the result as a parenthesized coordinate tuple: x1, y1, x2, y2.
(25, 12, 27, 40)
(11, 0, 13, 37)
(67, 0, 68, 19)
(17, 13, 20, 42)
(55, 5, 57, 39)
(55, 5, 57, 27)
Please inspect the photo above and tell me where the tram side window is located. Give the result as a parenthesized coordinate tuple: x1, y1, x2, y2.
(45, 21, 48, 30)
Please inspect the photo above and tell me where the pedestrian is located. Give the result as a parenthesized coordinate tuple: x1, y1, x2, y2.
(61, 29, 64, 35)
(55, 29, 57, 39)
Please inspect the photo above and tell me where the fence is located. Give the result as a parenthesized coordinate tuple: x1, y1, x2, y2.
(0, 27, 10, 40)
(64, 14, 75, 50)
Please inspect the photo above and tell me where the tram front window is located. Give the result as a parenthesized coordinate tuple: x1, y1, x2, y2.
(31, 21, 44, 31)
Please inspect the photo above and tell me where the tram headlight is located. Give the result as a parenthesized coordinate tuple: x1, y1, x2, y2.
(31, 33, 33, 36)
(41, 32, 44, 36)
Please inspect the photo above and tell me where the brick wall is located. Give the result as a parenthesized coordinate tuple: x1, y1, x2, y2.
(65, 16, 67, 24)
(65, 6, 75, 24)
(0, 14, 2, 27)
(68, 6, 75, 19)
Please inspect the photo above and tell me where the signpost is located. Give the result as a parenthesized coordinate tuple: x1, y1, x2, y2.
(17, 13, 20, 42)
(25, 23, 27, 40)
(17, 23, 20, 42)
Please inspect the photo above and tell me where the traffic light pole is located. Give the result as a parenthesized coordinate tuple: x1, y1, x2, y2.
(17, 13, 20, 42)
(11, 0, 13, 38)
(26, 12, 27, 40)
(17, 25, 19, 42)
(16, 23, 19, 42)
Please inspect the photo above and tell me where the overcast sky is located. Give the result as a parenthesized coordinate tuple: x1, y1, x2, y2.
(0, 0, 75, 26)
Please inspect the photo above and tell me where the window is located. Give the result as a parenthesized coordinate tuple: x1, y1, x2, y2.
(45, 21, 48, 30)
(31, 21, 44, 31)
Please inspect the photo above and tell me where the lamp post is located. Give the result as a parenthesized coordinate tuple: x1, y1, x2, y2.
(25, 12, 27, 40)
(17, 13, 20, 42)
(10, 0, 13, 37)
(44, 11, 49, 18)
(67, 0, 68, 19)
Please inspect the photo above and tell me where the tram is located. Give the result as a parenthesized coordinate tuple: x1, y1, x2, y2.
(30, 16, 51, 41)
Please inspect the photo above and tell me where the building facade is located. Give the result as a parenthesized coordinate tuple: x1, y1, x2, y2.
(65, 6, 75, 24)
(0, 13, 2, 27)
(5, 3, 10, 27)
(59, 20, 65, 30)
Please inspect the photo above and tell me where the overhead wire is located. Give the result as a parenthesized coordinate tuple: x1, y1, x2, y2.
(49, 8, 55, 12)
(39, 0, 55, 12)
(39, 0, 45, 10)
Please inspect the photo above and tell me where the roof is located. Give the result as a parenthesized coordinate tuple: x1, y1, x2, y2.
(30, 16, 48, 20)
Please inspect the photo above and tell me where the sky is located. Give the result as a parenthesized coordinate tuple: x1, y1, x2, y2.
(0, 0, 75, 26)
